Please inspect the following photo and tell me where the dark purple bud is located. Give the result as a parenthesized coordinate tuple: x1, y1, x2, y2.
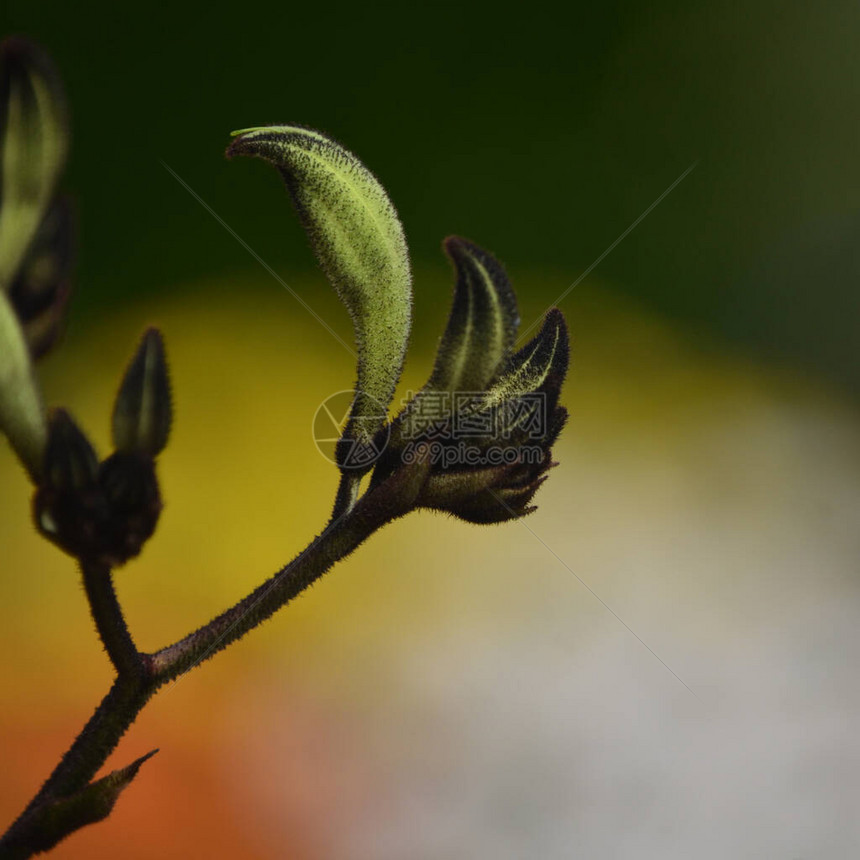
(96, 451, 162, 564)
(33, 412, 163, 565)
(33, 409, 104, 556)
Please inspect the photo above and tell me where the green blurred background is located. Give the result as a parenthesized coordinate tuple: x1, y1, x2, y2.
(5, 0, 860, 391)
(3, 2, 860, 858)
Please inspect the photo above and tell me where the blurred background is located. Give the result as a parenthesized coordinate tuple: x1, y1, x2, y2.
(1, 1, 860, 856)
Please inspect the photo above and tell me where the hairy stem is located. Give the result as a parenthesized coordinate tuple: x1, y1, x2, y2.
(153, 518, 368, 680)
(330, 471, 362, 521)
(29, 678, 153, 805)
(1, 464, 426, 857)
(80, 561, 144, 679)
(0, 678, 154, 858)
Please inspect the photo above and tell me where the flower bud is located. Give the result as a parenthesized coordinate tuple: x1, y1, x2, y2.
(0, 38, 70, 479)
(370, 238, 570, 524)
(33, 409, 104, 556)
(428, 236, 519, 393)
(33, 410, 163, 565)
(96, 451, 162, 564)
(227, 124, 412, 476)
(112, 328, 172, 457)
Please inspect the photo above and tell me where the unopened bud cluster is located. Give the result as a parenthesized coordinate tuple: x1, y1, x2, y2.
(368, 239, 570, 524)
(33, 329, 172, 565)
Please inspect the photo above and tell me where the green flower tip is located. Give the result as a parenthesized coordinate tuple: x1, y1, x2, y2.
(226, 122, 412, 476)
(229, 126, 270, 138)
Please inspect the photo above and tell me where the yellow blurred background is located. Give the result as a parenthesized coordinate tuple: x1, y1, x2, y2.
(2, 272, 859, 857)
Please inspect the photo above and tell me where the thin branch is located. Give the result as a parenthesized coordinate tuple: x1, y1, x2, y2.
(80, 561, 144, 679)
(330, 471, 362, 521)
(1, 464, 427, 857)
(0, 677, 154, 857)
(150, 462, 426, 682)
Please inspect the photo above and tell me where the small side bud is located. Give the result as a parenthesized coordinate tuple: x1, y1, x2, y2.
(417, 458, 552, 525)
(483, 308, 569, 413)
(34, 411, 163, 565)
(112, 328, 172, 457)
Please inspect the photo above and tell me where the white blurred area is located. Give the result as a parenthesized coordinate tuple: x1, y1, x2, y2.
(198, 289, 860, 858)
(4, 282, 859, 857)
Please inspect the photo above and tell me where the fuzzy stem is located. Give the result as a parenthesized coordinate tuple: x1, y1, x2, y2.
(0, 464, 427, 858)
(80, 561, 144, 679)
(330, 470, 362, 521)
(150, 463, 424, 681)
(0, 678, 154, 857)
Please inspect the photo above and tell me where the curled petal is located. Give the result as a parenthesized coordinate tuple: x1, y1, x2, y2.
(484, 308, 569, 412)
(381, 239, 521, 467)
(227, 124, 412, 473)
(428, 236, 519, 393)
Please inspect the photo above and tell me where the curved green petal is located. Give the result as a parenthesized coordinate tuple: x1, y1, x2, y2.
(227, 124, 412, 470)
(450, 308, 569, 443)
(484, 308, 569, 409)
(428, 236, 519, 393)
(386, 238, 519, 453)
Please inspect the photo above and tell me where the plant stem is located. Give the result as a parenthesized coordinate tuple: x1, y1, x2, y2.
(150, 461, 428, 681)
(0, 464, 427, 857)
(26, 678, 154, 806)
(80, 561, 144, 679)
(149, 494, 388, 682)
(330, 470, 362, 521)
